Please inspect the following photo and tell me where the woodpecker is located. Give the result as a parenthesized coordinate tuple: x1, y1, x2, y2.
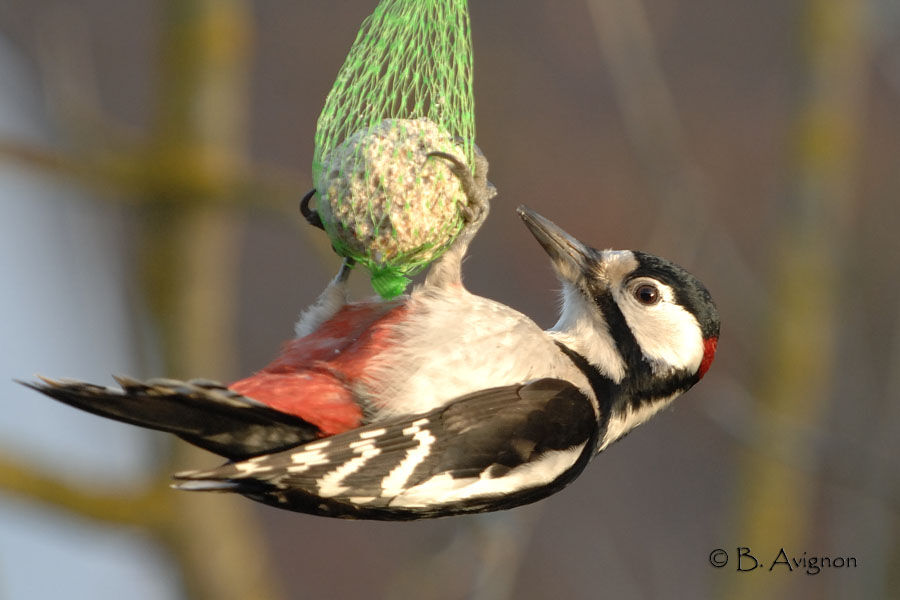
(24, 156, 719, 520)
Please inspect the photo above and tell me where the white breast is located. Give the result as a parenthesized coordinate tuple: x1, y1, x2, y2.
(361, 288, 590, 417)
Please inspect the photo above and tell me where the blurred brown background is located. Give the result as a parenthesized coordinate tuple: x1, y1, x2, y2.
(0, 1, 898, 599)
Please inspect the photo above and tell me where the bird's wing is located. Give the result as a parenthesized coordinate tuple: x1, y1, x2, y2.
(174, 378, 599, 520)
(21, 376, 322, 460)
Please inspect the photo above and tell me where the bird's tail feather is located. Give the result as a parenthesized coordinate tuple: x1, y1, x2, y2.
(21, 376, 320, 460)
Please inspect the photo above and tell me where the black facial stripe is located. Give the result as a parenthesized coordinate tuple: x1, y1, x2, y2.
(630, 368, 699, 402)
(556, 318, 700, 416)
(590, 288, 654, 386)
(601, 286, 701, 405)
(554, 341, 616, 417)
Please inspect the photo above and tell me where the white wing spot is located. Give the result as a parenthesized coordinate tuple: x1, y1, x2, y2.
(303, 440, 331, 451)
(381, 425, 436, 496)
(287, 448, 330, 473)
(317, 445, 382, 497)
(235, 461, 273, 475)
(359, 428, 387, 439)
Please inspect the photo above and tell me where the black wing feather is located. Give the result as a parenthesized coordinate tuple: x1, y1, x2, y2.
(176, 378, 599, 520)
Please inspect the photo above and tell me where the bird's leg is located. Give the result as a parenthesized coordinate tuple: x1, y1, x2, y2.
(335, 256, 355, 283)
(424, 147, 497, 288)
(295, 257, 355, 337)
(300, 189, 358, 285)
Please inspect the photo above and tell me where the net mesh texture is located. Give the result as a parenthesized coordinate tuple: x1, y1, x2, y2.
(312, 0, 475, 298)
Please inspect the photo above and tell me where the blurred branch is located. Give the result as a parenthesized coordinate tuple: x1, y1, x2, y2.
(0, 446, 281, 600)
(0, 136, 337, 268)
(134, 2, 284, 599)
(0, 1, 296, 599)
(0, 453, 171, 529)
(0, 138, 137, 191)
(0, 137, 303, 218)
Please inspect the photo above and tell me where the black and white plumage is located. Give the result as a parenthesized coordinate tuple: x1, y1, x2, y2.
(24, 201, 720, 520)
(175, 379, 597, 520)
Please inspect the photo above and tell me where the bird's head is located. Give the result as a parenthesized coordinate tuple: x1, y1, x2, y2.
(517, 206, 719, 446)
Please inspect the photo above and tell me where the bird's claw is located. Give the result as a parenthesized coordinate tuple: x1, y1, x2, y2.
(300, 189, 325, 231)
(426, 148, 495, 228)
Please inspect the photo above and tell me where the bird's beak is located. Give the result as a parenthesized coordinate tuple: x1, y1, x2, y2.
(517, 205, 593, 283)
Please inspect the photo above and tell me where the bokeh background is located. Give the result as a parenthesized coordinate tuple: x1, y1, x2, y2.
(1, 1, 898, 599)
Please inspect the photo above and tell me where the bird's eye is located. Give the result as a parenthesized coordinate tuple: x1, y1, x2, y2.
(634, 283, 661, 306)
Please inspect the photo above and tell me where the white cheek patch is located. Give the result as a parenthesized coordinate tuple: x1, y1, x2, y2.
(615, 285, 705, 375)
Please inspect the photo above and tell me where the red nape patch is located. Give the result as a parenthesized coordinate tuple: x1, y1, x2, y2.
(698, 337, 718, 379)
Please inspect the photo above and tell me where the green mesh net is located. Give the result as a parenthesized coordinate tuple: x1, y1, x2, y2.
(312, 0, 475, 299)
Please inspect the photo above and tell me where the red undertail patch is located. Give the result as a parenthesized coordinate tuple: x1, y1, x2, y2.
(229, 301, 409, 436)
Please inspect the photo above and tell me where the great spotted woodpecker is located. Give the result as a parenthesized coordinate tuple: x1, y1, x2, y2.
(25, 156, 719, 520)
